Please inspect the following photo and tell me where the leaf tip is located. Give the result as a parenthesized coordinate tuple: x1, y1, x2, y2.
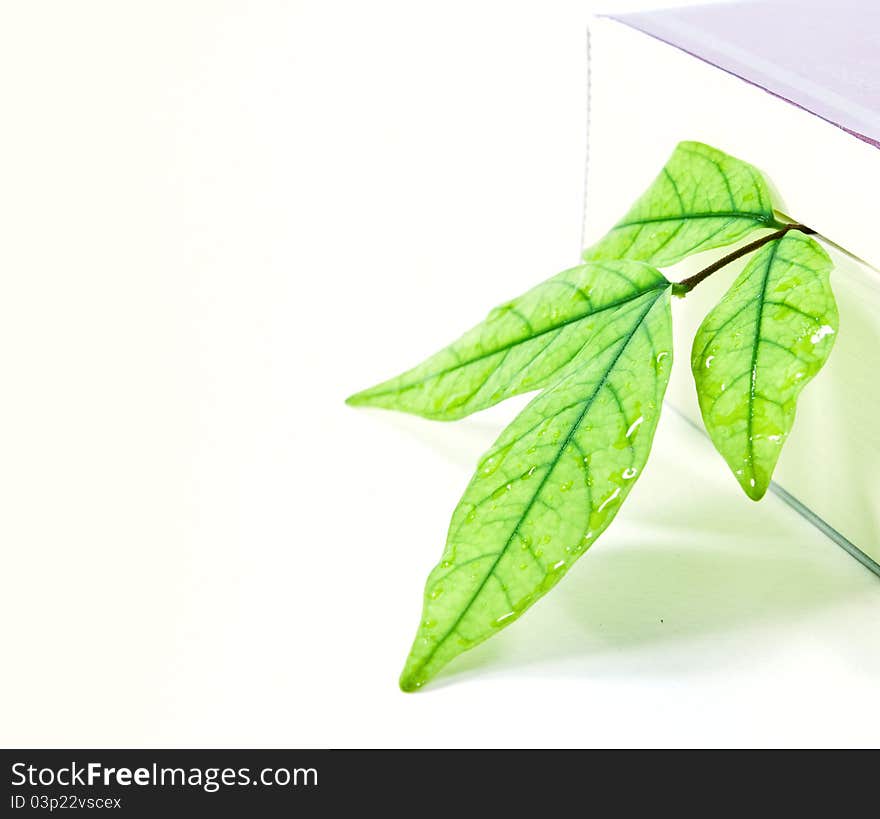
(739, 474, 769, 502)
(344, 389, 370, 408)
(398, 667, 426, 693)
(674, 139, 709, 153)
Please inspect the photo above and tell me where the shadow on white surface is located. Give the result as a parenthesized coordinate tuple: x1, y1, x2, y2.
(430, 539, 879, 689)
(370, 407, 880, 691)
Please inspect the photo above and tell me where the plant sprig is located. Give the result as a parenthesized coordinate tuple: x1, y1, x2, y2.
(347, 141, 839, 691)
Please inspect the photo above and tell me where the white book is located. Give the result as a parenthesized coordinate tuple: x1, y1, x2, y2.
(584, 4, 880, 571)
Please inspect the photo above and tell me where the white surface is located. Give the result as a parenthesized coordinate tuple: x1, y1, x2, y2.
(585, 17, 880, 561)
(1, 1, 878, 749)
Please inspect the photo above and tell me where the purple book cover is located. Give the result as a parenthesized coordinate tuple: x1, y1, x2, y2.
(610, 1, 880, 149)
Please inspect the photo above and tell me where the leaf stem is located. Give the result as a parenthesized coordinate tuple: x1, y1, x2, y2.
(672, 223, 815, 296)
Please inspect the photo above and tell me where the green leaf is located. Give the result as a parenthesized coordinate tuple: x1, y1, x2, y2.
(691, 232, 837, 501)
(584, 141, 779, 267)
(346, 260, 668, 420)
(399, 287, 673, 691)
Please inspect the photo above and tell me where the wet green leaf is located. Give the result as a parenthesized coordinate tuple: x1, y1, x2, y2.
(346, 260, 668, 420)
(691, 232, 837, 500)
(399, 288, 673, 691)
(584, 141, 779, 267)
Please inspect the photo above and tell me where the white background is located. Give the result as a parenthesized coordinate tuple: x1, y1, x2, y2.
(1, 0, 878, 749)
